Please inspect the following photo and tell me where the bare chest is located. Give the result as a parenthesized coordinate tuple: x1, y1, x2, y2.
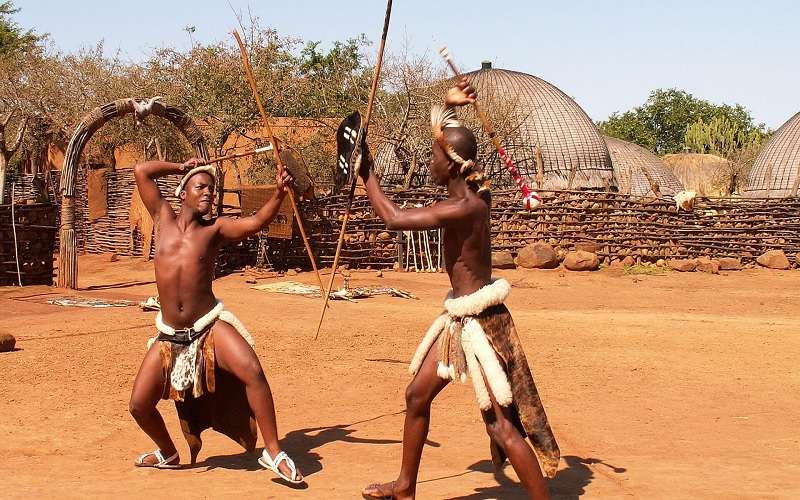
(154, 221, 218, 272)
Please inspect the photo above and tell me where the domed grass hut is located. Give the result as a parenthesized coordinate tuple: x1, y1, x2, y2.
(662, 153, 732, 197)
(376, 62, 616, 192)
(604, 136, 684, 197)
(744, 111, 800, 198)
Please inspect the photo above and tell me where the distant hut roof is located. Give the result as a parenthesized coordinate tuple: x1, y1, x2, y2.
(458, 63, 615, 191)
(662, 153, 731, 197)
(604, 136, 683, 197)
(744, 111, 800, 198)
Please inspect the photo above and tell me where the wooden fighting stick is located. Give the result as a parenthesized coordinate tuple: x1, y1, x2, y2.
(233, 30, 324, 293)
(438, 47, 542, 210)
(314, 0, 393, 339)
(202, 144, 273, 165)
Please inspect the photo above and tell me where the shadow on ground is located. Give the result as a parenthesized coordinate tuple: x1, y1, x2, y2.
(430, 455, 626, 499)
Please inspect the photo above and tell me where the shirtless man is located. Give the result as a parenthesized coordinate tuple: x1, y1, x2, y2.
(129, 159, 303, 484)
(360, 80, 559, 499)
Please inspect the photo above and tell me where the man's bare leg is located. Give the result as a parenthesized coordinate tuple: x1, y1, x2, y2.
(363, 342, 449, 500)
(481, 382, 550, 499)
(213, 322, 302, 481)
(129, 342, 179, 466)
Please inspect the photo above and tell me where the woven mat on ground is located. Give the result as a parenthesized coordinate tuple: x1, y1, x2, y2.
(251, 280, 417, 300)
(46, 296, 139, 308)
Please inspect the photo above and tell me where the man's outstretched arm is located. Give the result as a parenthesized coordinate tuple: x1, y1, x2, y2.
(359, 155, 462, 232)
(216, 170, 293, 242)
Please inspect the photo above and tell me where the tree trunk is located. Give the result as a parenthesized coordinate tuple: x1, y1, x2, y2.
(0, 154, 8, 205)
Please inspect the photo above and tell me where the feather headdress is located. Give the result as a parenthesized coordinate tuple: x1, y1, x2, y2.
(430, 105, 489, 193)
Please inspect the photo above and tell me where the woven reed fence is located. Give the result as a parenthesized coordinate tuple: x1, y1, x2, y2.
(0, 203, 57, 285)
(6, 172, 798, 282)
(78, 169, 181, 256)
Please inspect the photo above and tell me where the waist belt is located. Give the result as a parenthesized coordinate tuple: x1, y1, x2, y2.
(157, 326, 210, 345)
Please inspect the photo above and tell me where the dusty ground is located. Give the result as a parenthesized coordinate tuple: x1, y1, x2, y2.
(1, 254, 798, 499)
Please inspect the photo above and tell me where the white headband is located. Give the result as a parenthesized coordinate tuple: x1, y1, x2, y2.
(175, 165, 216, 197)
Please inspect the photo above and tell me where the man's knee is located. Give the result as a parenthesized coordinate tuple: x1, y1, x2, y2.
(484, 415, 517, 446)
(240, 357, 265, 383)
(129, 396, 154, 421)
(405, 383, 432, 415)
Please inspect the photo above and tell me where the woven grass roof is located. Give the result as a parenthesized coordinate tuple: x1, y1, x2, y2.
(662, 153, 730, 197)
(604, 136, 683, 197)
(744, 111, 800, 198)
(460, 65, 615, 191)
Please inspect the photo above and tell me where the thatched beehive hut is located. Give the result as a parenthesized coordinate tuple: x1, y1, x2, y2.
(662, 153, 731, 197)
(604, 136, 683, 197)
(744, 111, 800, 198)
(376, 62, 615, 192)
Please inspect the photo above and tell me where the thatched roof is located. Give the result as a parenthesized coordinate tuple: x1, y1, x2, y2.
(744, 111, 800, 198)
(460, 63, 615, 191)
(604, 136, 683, 197)
(662, 153, 731, 197)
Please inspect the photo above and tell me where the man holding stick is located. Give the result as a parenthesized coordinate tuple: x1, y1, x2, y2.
(129, 158, 303, 485)
(360, 80, 559, 499)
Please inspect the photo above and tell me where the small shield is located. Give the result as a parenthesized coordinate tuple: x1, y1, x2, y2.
(335, 111, 362, 192)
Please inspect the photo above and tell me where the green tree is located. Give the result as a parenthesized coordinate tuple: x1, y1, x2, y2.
(598, 88, 768, 155)
(0, 1, 41, 55)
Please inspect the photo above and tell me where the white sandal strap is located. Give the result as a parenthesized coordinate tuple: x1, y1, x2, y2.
(261, 449, 297, 481)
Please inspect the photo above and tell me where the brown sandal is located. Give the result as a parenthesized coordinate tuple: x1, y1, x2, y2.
(362, 481, 396, 499)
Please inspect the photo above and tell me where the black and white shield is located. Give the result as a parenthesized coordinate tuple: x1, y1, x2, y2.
(335, 110, 362, 192)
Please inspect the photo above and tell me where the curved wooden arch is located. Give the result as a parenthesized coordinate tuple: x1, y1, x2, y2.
(57, 98, 209, 289)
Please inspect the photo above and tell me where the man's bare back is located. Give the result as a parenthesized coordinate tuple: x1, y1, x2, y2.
(440, 191, 492, 297)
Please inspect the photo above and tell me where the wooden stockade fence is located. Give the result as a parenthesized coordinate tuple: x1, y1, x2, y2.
(0, 202, 57, 285)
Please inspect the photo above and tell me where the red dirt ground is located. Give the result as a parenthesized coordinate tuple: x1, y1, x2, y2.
(1, 254, 798, 499)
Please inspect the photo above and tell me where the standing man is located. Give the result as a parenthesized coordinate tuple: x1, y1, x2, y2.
(129, 158, 303, 485)
(360, 80, 560, 499)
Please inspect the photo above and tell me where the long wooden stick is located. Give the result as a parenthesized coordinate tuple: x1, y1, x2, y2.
(314, 0, 393, 339)
(11, 183, 22, 286)
(203, 144, 272, 165)
(438, 47, 541, 210)
(233, 30, 324, 292)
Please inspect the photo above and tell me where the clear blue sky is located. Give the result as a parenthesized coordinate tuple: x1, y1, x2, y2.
(17, 0, 800, 129)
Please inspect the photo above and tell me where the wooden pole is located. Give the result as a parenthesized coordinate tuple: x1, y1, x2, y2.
(439, 47, 541, 210)
(204, 145, 272, 165)
(11, 183, 22, 286)
(314, 0, 393, 339)
(232, 31, 324, 292)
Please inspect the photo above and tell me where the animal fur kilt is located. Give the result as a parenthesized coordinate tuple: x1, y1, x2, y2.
(147, 302, 258, 462)
(409, 279, 560, 478)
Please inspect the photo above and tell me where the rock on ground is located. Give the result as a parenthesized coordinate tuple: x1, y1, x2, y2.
(492, 251, 516, 269)
(756, 250, 790, 270)
(0, 333, 16, 352)
(515, 243, 559, 269)
(668, 259, 697, 272)
(563, 251, 600, 271)
(718, 257, 743, 271)
(695, 257, 720, 274)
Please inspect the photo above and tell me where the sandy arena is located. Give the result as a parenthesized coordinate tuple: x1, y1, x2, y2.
(1, 254, 798, 499)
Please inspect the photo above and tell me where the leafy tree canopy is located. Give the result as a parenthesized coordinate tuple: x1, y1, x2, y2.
(598, 88, 769, 156)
